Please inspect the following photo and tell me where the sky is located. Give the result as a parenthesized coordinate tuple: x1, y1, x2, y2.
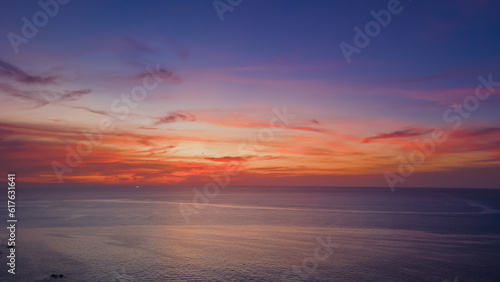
(1, 0, 499, 188)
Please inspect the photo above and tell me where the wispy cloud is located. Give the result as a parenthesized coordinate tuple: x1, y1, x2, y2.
(66, 105, 113, 117)
(0, 60, 56, 85)
(204, 156, 251, 162)
(0, 82, 91, 109)
(153, 111, 196, 126)
(454, 126, 500, 137)
(363, 128, 432, 144)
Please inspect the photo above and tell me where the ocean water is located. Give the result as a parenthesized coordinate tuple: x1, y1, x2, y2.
(1, 186, 500, 281)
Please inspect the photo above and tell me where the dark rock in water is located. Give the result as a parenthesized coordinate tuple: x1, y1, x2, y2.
(50, 274, 64, 278)
(51, 274, 57, 278)
(59, 274, 64, 278)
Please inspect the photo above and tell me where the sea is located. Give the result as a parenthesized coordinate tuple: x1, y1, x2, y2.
(1, 186, 499, 281)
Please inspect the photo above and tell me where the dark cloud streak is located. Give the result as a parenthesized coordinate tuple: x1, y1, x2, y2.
(154, 111, 196, 126)
(363, 128, 432, 144)
(0, 60, 56, 85)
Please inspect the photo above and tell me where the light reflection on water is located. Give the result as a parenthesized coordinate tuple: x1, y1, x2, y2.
(3, 186, 500, 281)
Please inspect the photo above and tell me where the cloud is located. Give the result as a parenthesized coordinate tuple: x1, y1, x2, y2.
(135, 67, 183, 84)
(363, 128, 431, 144)
(135, 145, 176, 155)
(57, 89, 92, 102)
(67, 105, 112, 117)
(433, 126, 500, 154)
(2, 119, 499, 188)
(0, 60, 56, 85)
(0, 128, 15, 138)
(204, 156, 251, 162)
(373, 70, 476, 86)
(459, 127, 500, 137)
(0, 83, 50, 108)
(153, 111, 196, 126)
(179, 107, 331, 136)
(0, 82, 92, 109)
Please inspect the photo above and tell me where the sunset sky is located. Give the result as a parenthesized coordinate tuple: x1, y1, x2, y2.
(1, 0, 500, 188)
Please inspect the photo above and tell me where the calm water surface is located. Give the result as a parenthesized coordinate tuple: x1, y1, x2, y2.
(1, 186, 499, 281)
